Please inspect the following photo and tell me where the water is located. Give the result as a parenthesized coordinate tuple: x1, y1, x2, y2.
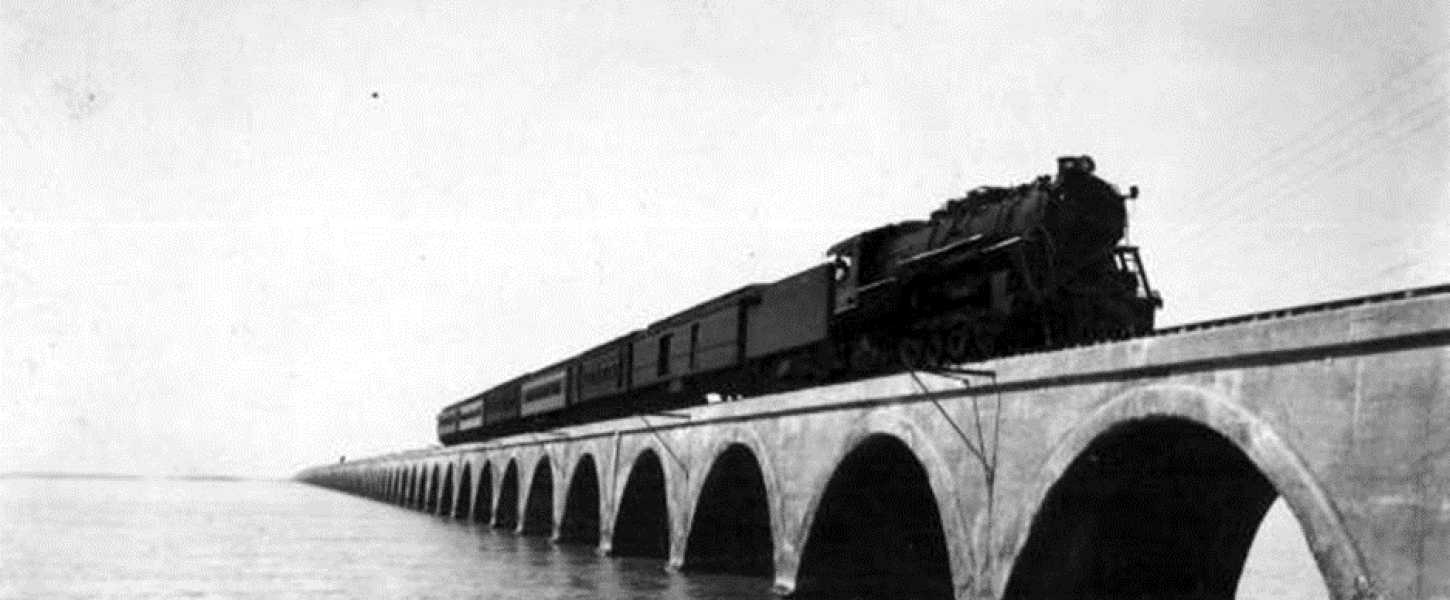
(0, 477, 1325, 599)
(0, 477, 770, 599)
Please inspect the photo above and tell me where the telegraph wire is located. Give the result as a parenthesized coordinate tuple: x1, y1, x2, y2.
(1166, 85, 1449, 252)
(1173, 46, 1450, 232)
(1154, 49, 1450, 254)
(1190, 95, 1447, 243)
(1184, 99, 1448, 257)
(1181, 98, 1448, 259)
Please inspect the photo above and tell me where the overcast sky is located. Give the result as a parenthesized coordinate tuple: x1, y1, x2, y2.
(3, 0, 1447, 478)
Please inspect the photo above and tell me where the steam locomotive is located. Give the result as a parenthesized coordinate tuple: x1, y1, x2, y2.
(438, 156, 1161, 444)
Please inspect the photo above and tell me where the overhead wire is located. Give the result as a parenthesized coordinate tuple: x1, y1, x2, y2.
(1182, 96, 1448, 258)
(1165, 46, 1450, 238)
(1183, 95, 1444, 247)
(1158, 71, 1449, 256)
(1177, 86, 1450, 242)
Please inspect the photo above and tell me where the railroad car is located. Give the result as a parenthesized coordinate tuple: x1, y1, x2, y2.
(437, 156, 1161, 443)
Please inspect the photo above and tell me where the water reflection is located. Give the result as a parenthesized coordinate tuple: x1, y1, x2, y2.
(0, 477, 774, 599)
(455, 522, 773, 599)
(1, 477, 1327, 599)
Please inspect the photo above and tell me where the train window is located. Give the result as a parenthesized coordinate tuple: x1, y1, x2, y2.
(689, 323, 700, 371)
(832, 253, 854, 282)
(657, 334, 672, 377)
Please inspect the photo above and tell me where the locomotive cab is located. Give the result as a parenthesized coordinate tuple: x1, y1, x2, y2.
(827, 236, 862, 315)
(827, 221, 924, 318)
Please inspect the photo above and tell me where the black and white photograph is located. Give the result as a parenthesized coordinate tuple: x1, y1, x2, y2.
(3, 1, 1447, 598)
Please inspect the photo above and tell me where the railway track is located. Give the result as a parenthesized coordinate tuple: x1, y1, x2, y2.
(983, 282, 1450, 364)
(1151, 282, 1450, 336)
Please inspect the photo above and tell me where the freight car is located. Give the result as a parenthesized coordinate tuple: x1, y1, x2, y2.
(437, 156, 1161, 445)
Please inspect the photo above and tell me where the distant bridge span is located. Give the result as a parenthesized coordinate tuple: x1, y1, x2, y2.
(301, 287, 1449, 599)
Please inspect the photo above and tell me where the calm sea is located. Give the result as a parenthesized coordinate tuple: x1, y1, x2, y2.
(0, 477, 1325, 599)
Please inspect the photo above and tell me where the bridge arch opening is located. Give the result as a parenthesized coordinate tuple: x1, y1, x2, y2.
(429, 465, 443, 513)
(522, 457, 555, 536)
(456, 463, 473, 519)
(612, 449, 670, 558)
(473, 462, 494, 524)
(559, 454, 601, 545)
(402, 468, 412, 505)
(439, 464, 455, 516)
(796, 433, 952, 599)
(684, 443, 773, 575)
(1004, 416, 1282, 598)
(410, 466, 422, 507)
(400, 468, 410, 503)
(495, 460, 520, 530)
(412, 466, 423, 508)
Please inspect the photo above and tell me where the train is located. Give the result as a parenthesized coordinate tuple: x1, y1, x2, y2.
(437, 156, 1162, 445)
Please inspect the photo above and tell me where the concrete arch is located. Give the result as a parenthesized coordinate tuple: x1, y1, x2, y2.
(456, 462, 473, 519)
(495, 458, 521, 530)
(439, 463, 455, 516)
(785, 414, 968, 598)
(521, 454, 556, 536)
(397, 466, 406, 502)
(411, 465, 423, 508)
(558, 453, 602, 545)
(683, 442, 774, 575)
(473, 460, 494, 524)
(998, 384, 1373, 599)
(682, 426, 786, 560)
(606, 438, 679, 551)
(610, 438, 677, 509)
(426, 464, 441, 513)
(403, 465, 413, 504)
(611, 447, 671, 559)
(399, 467, 408, 505)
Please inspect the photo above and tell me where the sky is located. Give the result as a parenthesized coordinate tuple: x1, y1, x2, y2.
(2, 0, 1448, 479)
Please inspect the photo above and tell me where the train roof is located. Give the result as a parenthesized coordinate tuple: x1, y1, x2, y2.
(645, 282, 763, 331)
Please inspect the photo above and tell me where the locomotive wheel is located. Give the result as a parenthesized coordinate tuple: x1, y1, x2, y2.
(898, 336, 927, 370)
(925, 332, 946, 367)
(944, 325, 971, 364)
(847, 334, 891, 374)
(971, 322, 997, 358)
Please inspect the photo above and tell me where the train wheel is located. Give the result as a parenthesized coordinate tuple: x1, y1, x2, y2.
(898, 336, 927, 371)
(973, 322, 998, 358)
(945, 325, 972, 364)
(846, 334, 885, 374)
(926, 332, 947, 367)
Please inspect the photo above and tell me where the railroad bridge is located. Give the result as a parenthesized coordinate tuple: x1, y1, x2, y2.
(300, 288, 1449, 599)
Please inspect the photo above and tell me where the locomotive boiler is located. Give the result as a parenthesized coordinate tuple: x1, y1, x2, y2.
(437, 156, 1161, 445)
(827, 155, 1159, 372)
